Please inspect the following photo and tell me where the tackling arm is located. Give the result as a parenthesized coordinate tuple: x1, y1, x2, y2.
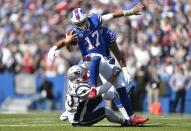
(101, 4, 144, 22)
(96, 67, 121, 95)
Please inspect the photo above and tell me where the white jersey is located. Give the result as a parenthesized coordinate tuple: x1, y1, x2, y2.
(65, 80, 113, 123)
(65, 82, 91, 123)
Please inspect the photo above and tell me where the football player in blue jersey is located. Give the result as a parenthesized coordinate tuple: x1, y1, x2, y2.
(48, 5, 142, 93)
(48, 4, 148, 124)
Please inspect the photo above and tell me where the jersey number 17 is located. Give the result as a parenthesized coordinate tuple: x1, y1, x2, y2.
(85, 30, 100, 50)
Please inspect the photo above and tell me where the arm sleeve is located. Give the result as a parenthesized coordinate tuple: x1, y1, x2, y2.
(101, 27, 116, 46)
(101, 14, 114, 23)
(90, 13, 102, 26)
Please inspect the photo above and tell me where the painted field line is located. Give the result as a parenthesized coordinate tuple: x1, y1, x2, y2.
(0, 118, 58, 121)
(150, 117, 191, 120)
(1, 117, 191, 121)
(0, 123, 191, 127)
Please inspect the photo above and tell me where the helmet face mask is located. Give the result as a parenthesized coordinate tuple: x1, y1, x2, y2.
(74, 19, 89, 30)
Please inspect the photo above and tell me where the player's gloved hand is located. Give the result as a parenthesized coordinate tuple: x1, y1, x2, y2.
(112, 67, 121, 77)
(122, 67, 131, 84)
(48, 46, 58, 62)
(108, 67, 121, 84)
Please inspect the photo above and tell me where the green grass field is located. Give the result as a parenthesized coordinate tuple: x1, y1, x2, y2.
(0, 112, 191, 131)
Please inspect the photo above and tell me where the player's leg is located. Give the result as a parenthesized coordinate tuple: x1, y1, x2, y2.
(75, 107, 131, 126)
(88, 56, 101, 98)
(97, 57, 134, 116)
(81, 55, 102, 99)
(73, 96, 103, 126)
(102, 86, 129, 120)
(88, 56, 101, 87)
(98, 58, 149, 125)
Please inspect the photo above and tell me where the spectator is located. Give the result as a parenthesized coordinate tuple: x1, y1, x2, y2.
(146, 59, 161, 113)
(37, 79, 56, 111)
(169, 65, 186, 113)
(132, 66, 148, 111)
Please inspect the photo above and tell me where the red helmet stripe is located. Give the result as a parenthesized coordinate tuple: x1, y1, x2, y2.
(74, 8, 80, 20)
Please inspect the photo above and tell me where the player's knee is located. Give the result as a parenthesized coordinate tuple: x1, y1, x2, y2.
(113, 72, 126, 88)
(102, 90, 116, 100)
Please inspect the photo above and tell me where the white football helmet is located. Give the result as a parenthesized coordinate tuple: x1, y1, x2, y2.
(67, 65, 85, 83)
(70, 8, 89, 30)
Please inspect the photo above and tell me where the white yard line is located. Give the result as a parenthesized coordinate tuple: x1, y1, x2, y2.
(0, 118, 58, 121)
(0, 123, 191, 127)
(0, 124, 66, 127)
(150, 117, 191, 120)
(0, 117, 190, 121)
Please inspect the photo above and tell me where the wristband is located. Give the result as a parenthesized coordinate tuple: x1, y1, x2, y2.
(123, 9, 134, 16)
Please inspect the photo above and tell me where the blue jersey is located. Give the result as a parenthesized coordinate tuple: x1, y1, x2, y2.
(74, 13, 107, 57)
(73, 13, 116, 87)
(100, 26, 116, 58)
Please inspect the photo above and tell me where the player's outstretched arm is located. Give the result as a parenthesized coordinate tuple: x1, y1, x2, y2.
(48, 31, 77, 61)
(101, 4, 144, 22)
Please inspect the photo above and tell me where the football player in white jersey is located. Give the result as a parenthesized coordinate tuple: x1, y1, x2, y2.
(63, 65, 132, 126)
(61, 65, 150, 126)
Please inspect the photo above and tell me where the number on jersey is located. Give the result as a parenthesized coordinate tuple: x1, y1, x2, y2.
(85, 31, 100, 50)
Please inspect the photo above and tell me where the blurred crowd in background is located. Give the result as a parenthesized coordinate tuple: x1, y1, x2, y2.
(0, 0, 191, 113)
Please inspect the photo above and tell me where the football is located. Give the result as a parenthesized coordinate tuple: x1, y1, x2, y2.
(71, 31, 78, 45)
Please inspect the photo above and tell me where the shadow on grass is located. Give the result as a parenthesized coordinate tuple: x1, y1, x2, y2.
(85, 123, 166, 128)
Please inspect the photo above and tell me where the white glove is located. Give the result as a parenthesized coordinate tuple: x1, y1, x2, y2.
(48, 46, 57, 61)
(122, 67, 131, 84)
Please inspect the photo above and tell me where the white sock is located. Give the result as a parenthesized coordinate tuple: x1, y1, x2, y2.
(118, 107, 130, 120)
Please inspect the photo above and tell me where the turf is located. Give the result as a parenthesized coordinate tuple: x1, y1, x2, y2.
(0, 112, 191, 131)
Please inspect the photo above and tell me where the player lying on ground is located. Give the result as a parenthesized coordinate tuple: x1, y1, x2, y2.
(61, 65, 149, 126)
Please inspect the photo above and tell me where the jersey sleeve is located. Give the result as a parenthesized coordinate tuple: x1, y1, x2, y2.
(101, 27, 117, 46)
(89, 13, 102, 27)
